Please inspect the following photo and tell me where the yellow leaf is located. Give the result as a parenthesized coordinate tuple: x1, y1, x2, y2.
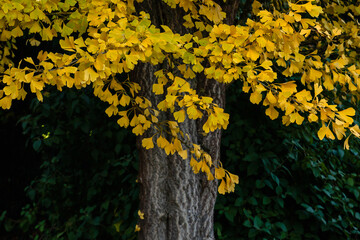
(187, 105, 202, 119)
(280, 82, 297, 98)
(323, 74, 334, 90)
(36, 90, 43, 102)
(125, 55, 138, 70)
(350, 125, 360, 138)
(300, 29, 311, 37)
(221, 43, 234, 53)
(308, 113, 318, 122)
(24, 57, 35, 66)
(0, 96, 12, 109)
(218, 179, 226, 195)
(83, 68, 99, 82)
(157, 136, 168, 149)
(119, 94, 131, 106)
(303, 2, 323, 17)
(265, 40, 275, 52)
(256, 37, 267, 48)
(29, 22, 42, 34)
(261, 60, 272, 70)
(266, 91, 276, 104)
(3, 84, 18, 98)
(318, 124, 334, 140)
(105, 105, 118, 117)
(166, 95, 177, 107)
(30, 8, 46, 20)
(246, 47, 259, 61)
(309, 68, 322, 81)
(290, 112, 304, 125)
(215, 167, 225, 180)
(174, 109, 186, 123)
(130, 115, 139, 127)
(132, 124, 143, 135)
(344, 135, 350, 150)
(178, 149, 188, 159)
(314, 83, 323, 97)
(152, 83, 164, 95)
(138, 210, 144, 219)
(190, 157, 201, 174)
(138, 114, 147, 124)
(114, 222, 121, 232)
(11, 26, 23, 38)
(117, 116, 129, 127)
(30, 80, 45, 93)
(337, 108, 355, 125)
(192, 63, 204, 73)
(265, 105, 279, 120)
(142, 137, 154, 149)
(276, 58, 287, 67)
(250, 91, 262, 104)
(135, 224, 140, 232)
(332, 122, 346, 140)
(229, 172, 239, 184)
(40, 27, 54, 41)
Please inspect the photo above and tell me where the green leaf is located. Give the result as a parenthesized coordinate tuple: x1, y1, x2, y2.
(224, 207, 237, 222)
(347, 178, 354, 186)
(262, 197, 271, 205)
(33, 140, 41, 151)
(253, 215, 263, 229)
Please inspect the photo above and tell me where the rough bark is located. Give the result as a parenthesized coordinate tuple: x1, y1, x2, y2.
(132, 1, 240, 239)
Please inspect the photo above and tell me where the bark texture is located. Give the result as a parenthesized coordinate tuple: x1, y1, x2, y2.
(132, 1, 240, 239)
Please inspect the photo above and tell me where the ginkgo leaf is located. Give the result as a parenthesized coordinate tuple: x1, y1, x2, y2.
(174, 109, 186, 123)
(105, 105, 118, 117)
(318, 124, 335, 140)
(215, 167, 225, 180)
(247, 47, 260, 61)
(266, 91, 276, 104)
(218, 179, 226, 195)
(83, 68, 99, 82)
(314, 83, 323, 97)
(337, 108, 355, 125)
(308, 113, 318, 122)
(117, 116, 129, 127)
(0, 96, 12, 109)
(344, 135, 350, 150)
(135, 225, 140, 232)
(138, 210, 144, 220)
(156, 136, 168, 149)
(132, 124, 143, 135)
(119, 94, 131, 106)
(261, 60, 272, 70)
(152, 84, 164, 95)
(60, 37, 76, 51)
(142, 137, 154, 149)
(178, 150, 188, 159)
(250, 91, 262, 104)
(166, 95, 177, 106)
(265, 105, 279, 120)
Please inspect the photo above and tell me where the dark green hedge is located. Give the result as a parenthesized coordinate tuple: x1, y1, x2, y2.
(1, 82, 360, 239)
(215, 86, 360, 239)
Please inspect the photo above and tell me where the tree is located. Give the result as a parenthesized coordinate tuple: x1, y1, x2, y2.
(0, 0, 359, 239)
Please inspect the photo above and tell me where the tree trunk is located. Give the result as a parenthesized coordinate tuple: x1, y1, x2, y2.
(132, 1, 240, 239)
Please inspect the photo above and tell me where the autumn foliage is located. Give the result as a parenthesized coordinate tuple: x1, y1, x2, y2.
(0, 0, 359, 194)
